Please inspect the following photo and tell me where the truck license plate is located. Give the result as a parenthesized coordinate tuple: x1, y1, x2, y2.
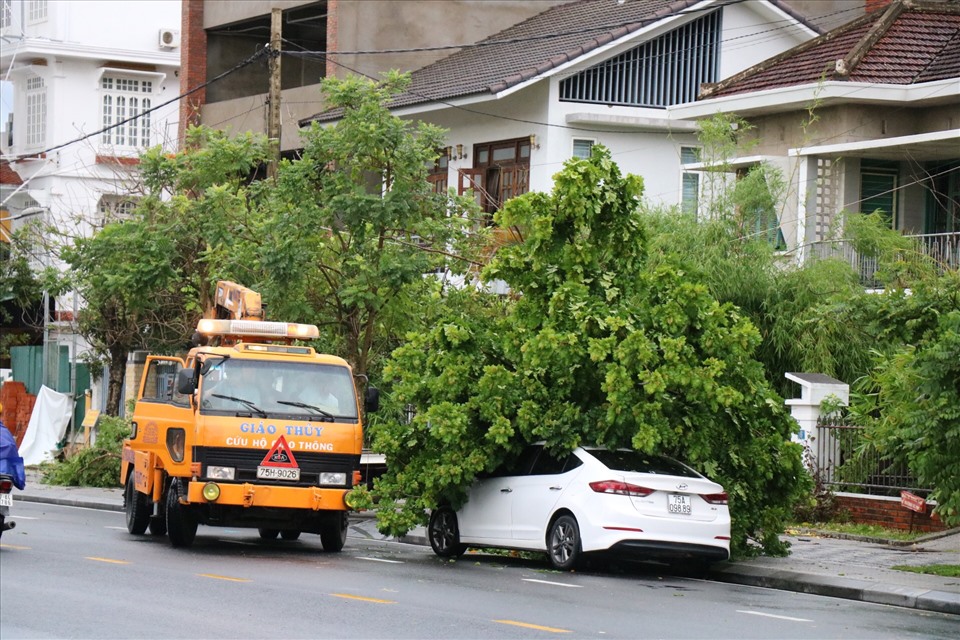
(0, 493, 12, 507)
(668, 493, 691, 515)
(256, 466, 300, 481)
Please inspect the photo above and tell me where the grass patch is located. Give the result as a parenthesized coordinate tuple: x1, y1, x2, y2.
(790, 522, 927, 542)
(891, 564, 960, 578)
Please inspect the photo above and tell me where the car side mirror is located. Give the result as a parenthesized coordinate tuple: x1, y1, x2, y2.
(177, 369, 198, 395)
(365, 386, 380, 413)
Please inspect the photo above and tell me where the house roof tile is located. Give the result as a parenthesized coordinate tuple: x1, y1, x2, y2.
(302, 0, 816, 125)
(0, 160, 23, 186)
(703, 1, 960, 98)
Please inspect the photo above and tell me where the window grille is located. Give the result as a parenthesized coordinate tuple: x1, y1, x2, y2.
(26, 76, 46, 147)
(680, 146, 700, 215)
(560, 10, 721, 108)
(98, 196, 138, 222)
(101, 77, 154, 148)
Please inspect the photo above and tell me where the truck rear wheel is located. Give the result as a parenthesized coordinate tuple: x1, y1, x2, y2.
(166, 479, 198, 548)
(124, 474, 151, 535)
(258, 528, 279, 539)
(320, 512, 348, 552)
(280, 529, 301, 541)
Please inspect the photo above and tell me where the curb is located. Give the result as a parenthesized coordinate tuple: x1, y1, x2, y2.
(709, 564, 960, 615)
(14, 493, 124, 513)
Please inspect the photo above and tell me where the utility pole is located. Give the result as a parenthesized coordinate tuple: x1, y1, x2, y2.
(267, 7, 282, 179)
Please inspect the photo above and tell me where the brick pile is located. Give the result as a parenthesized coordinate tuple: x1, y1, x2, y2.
(0, 381, 35, 447)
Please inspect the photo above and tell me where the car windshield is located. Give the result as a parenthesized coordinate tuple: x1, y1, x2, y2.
(587, 449, 702, 478)
(201, 360, 357, 419)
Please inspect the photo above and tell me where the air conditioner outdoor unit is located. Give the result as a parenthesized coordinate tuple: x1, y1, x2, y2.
(159, 28, 180, 49)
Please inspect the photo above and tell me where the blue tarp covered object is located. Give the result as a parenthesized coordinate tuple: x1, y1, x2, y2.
(0, 422, 26, 490)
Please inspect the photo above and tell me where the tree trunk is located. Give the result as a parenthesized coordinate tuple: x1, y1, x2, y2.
(106, 346, 129, 416)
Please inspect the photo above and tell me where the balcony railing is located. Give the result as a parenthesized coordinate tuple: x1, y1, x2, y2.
(808, 232, 959, 288)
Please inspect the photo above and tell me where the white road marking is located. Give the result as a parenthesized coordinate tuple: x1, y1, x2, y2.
(10, 515, 38, 520)
(356, 556, 404, 564)
(105, 526, 127, 530)
(523, 578, 582, 588)
(737, 610, 812, 622)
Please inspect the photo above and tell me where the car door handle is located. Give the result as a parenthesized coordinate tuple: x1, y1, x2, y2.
(549, 486, 562, 491)
(500, 488, 512, 493)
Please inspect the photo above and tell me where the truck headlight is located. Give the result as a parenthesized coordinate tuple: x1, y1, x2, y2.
(207, 466, 236, 480)
(320, 472, 346, 486)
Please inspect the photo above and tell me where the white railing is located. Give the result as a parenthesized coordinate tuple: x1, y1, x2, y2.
(808, 232, 959, 287)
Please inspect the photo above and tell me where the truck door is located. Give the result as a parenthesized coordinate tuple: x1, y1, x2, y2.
(130, 357, 195, 476)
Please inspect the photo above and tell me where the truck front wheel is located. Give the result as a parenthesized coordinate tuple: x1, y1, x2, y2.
(124, 474, 151, 535)
(319, 512, 348, 552)
(166, 479, 198, 548)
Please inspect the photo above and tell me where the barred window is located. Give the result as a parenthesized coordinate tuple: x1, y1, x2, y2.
(98, 196, 139, 222)
(1, 0, 12, 30)
(560, 10, 721, 108)
(101, 76, 154, 148)
(680, 146, 700, 215)
(26, 76, 46, 147)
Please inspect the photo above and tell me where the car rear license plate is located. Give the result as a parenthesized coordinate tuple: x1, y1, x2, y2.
(0, 493, 12, 507)
(668, 493, 691, 515)
(256, 466, 300, 481)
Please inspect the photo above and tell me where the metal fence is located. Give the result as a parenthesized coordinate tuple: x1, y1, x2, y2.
(813, 414, 934, 496)
(809, 231, 959, 289)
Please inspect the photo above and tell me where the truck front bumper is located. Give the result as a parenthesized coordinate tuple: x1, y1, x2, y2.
(187, 481, 349, 511)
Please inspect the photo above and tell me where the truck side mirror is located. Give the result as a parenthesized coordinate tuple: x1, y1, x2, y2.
(177, 369, 198, 395)
(365, 386, 380, 413)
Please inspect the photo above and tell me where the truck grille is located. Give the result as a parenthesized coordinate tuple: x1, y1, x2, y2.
(195, 447, 359, 487)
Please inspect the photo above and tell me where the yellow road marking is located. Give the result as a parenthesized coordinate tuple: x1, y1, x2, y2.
(494, 620, 571, 633)
(0, 543, 30, 550)
(330, 593, 396, 604)
(86, 556, 130, 564)
(198, 573, 251, 583)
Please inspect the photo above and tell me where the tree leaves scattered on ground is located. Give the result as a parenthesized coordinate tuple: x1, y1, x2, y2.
(41, 415, 131, 487)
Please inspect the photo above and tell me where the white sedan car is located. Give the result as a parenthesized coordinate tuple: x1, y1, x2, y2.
(427, 445, 731, 570)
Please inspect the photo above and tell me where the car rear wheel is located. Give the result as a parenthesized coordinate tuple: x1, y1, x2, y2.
(124, 474, 151, 535)
(428, 507, 467, 558)
(548, 515, 581, 571)
(320, 512, 348, 552)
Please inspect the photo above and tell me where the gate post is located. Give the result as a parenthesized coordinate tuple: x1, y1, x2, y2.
(785, 373, 848, 480)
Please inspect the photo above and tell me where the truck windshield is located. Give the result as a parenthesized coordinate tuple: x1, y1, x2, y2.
(200, 360, 357, 419)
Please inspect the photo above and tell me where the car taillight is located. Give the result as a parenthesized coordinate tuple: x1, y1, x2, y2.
(0, 478, 12, 492)
(589, 480, 654, 497)
(701, 492, 728, 505)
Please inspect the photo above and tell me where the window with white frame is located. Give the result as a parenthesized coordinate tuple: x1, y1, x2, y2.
(26, 76, 46, 147)
(27, 0, 47, 23)
(680, 146, 700, 215)
(101, 76, 154, 149)
(572, 138, 594, 160)
(1, 0, 13, 30)
(98, 195, 138, 223)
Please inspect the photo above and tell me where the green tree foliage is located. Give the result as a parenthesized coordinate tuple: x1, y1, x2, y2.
(59, 221, 183, 415)
(41, 415, 131, 487)
(374, 146, 809, 555)
(0, 234, 45, 359)
(849, 270, 960, 526)
(253, 72, 482, 379)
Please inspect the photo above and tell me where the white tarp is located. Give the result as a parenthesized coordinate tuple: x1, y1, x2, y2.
(19, 385, 73, 465)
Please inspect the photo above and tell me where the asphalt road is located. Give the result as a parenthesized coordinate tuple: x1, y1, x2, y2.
(1, 502, 957, 639)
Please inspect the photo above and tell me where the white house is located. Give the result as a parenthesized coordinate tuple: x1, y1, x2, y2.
(1, 0, 181, 401)
(301, 0, 823, 221)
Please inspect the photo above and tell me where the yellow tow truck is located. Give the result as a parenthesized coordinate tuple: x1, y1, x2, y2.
(120, 282, 378, 549)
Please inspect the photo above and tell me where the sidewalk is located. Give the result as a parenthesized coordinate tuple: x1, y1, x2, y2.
(8, 471, 958, 616)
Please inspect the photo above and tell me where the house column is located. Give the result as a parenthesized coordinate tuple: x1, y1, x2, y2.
(784, 372, 849, 479)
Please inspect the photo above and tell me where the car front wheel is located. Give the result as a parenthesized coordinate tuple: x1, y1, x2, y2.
(428, 507, 467, 558)
(548, 515, 581, 571)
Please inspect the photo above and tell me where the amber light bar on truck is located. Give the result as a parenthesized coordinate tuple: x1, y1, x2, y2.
(196, 319, 320, 340)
